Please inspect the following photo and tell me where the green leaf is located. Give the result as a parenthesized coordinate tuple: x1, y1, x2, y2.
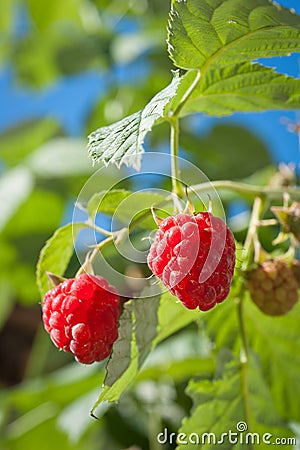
(91, 289, 200, 415)
(168, 0, 300, 71)
(36, 222, 87, 298)
(176, 357, 294, 449)
(0, 166, 34, 232)
(167, 0, 300, 117)
(205, 293, 300, 422)
(87, 72, 180, 170)
(134, 287, 161, 367)
(174, 62, 300, 117)
(105, 302, 134, 387)
(87, 190, 132, 219)
(87, 189, 168, 229)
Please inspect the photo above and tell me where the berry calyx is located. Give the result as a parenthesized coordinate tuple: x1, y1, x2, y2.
(147, 212, 236, 311)
(246, 259, 299, 316)
(42, 273, 120, 364)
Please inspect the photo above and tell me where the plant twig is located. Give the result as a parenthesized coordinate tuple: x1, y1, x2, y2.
(170, 116, 184, 202)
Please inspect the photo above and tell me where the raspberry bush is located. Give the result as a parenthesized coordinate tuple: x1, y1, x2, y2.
(2, 1, 300, 449)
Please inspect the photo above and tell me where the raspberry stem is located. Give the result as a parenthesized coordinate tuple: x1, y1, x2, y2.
(237, 293, 254, 448)
(241, 197, 264, 271)
(236, 197, 265, 446)
(191, 180, 300, 201)
(170, 116, 184, 204)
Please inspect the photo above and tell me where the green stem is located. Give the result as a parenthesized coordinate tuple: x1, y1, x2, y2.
(235, 196, 264, 450)
(190, 180, 300, 201)
(236, 292, 255, 450)
(241, 196, 264, 271)
(170, 116, 184, 200)
(172, 69, 201, 117)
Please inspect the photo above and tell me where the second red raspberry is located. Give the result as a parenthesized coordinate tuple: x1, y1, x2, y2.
(147, 212, 236, 311)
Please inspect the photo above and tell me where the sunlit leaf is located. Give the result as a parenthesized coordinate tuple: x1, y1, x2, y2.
(167, 0, 300, 117)
(168, 0, 300, 70)
(87, 72, 180, 170)
(36, 222, 87, 298)
(171, 63, 300, 117)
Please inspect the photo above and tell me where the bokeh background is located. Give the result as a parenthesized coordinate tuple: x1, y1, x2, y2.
(1, 1, 300, 449)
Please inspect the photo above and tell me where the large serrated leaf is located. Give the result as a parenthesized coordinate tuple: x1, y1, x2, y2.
(205, 293, 300, 422)
(167, 0, 300, 117)
(36, 222, 87, 298)
(176, 357, 294, 449)
(168, 0, 300, 70)
(172, 62, 300, 117)
(87, 72, 180, 170)
(91, 290, 200, 415)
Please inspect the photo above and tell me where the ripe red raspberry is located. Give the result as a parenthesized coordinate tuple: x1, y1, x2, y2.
(147, 212, 236, 311)
(42, 274, 120, 364)
(246, 259, 299, 316)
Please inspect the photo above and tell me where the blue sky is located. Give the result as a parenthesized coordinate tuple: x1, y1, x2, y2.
(1, 0, 300, 167)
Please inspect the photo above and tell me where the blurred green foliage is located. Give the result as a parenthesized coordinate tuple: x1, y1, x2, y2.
(0, 1, 295, 449)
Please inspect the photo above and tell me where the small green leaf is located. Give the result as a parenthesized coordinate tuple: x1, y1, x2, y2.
(36, 222, 87, 298)
(176, 357, 295, 449)
(91, 290, 200, 415)
(87, 189, 168, 229)
(168, 0, 300, 71)
(87, 72, 180, 170)
(87, 190, 132, 219)
(134, 287, 161, 367)
(105, 302, 134, 387)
